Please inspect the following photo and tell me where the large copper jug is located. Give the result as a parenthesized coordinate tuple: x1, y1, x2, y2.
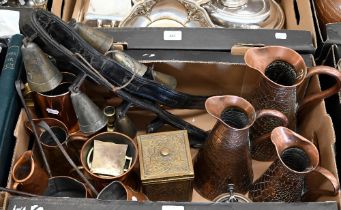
(245, 46, 341, 161)
(250, 127, 339, 202)
(194, 95, 287, 200)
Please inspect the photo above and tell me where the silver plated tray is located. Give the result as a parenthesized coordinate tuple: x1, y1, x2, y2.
(119, 0, 215, 27)
(202, 0, 285, 29)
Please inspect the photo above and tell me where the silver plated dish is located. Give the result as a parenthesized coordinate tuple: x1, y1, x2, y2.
(202, 0, 285, 29)
(119, 0, 215, 27)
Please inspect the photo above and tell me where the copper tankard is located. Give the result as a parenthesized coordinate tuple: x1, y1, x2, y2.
(194, 95, 287, 200)
(245, 46, 341, 161)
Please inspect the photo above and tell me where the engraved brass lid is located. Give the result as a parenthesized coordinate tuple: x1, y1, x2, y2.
(137, 130, 194, 184)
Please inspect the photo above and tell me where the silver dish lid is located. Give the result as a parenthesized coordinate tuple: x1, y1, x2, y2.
(202, 0, 284, 29)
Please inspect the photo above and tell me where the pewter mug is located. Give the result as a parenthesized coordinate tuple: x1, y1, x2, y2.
(194, 95, 287, 200)
(245, 46, 341, 161)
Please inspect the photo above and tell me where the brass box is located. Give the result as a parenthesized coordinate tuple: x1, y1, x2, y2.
(137, 130, 194, 201)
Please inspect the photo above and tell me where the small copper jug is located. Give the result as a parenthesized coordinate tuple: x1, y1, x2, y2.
(245, 46, 341, 161)
(11, 151, 49, 195)
(194, 95, 287, 200)
(25, 118, 82, 176)
(249, 127, 339, 202)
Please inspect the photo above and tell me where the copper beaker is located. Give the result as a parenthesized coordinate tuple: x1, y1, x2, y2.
(194, 95, 287, 200)
(11, 151, 49, 195)
(80, 132, 138, 191)
(33, 72, 79, 133)
(249, 127, 339, 202)
(245, 46, 341, 161)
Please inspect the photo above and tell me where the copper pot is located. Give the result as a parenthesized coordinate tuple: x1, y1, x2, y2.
(97, 181, 148, 201)
(80, 132, 138, 191)
(194, 95, 287, 200)
(11, 151, 49, 195)
(249, 127, 339, 202)
(315, 0, 341, 25)
(245, 46, 341, 161)
(33, 72, 79, 134)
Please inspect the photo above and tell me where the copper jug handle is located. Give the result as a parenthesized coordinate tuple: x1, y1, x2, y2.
(301, 166, 340, 201)
(298, 66, 341, 112)
(252, 109, 289, 145)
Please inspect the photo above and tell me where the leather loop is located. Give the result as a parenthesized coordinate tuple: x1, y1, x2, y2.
(298, 66, 341, 112)
(252, 109, 289, 145)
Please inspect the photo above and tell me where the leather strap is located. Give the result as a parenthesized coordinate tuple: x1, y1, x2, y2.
(20, 10, 208, 146)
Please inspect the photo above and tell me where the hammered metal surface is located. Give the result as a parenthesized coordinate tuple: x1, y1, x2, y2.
(248, 78, 296, 161)
(194, 121, 253, 200)
(249, 158, 304, 202)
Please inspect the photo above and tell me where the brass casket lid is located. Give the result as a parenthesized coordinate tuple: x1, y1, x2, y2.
(138, 130, 194, 184)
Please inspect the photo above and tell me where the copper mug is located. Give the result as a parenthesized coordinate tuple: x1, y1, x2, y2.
(249, 127, 339, 202)
(245, 46, 341, 161)
(194, 95, 288, 200)
(80, 132, 138, 191)
(25, 118, 85, 176)
(97, 181, 148, 201)
(11, 150, 49, 195)
(33, 72, 79, 133)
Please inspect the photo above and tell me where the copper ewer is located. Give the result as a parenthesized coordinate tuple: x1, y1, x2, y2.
(245, 46, 341, 161)
(249, 127, 339, 202)
(194, 95, 287, 200)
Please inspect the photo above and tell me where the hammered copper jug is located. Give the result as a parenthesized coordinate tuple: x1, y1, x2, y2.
(245, 46, 341, 161)
(194, 95, 287, 200)
(249, 126, 339, 202)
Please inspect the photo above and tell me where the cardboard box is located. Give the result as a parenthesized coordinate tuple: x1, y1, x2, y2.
(1, 56, 340, 209)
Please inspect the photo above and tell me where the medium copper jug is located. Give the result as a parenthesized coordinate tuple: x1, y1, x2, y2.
(249, 127, 339, 202)
(194, 95, 287, 200)
(245, 46, 341, 161)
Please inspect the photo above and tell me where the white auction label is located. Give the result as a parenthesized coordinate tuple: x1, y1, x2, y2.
(275, 32, 287, 40)
(162, 205, 184, 210)
(164, 31, 182, 41)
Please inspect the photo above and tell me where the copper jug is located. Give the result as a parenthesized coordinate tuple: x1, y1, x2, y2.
(249, 127, 339, 202)
(194, 95, 287, 200)
(245, 46, 341, 161)
(11, 151, 49, 195)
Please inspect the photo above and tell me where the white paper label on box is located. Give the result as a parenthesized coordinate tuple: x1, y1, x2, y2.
(164, 31, 182, 41)
(275, 32, 287, 40)
(162, 206, 184, 210)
